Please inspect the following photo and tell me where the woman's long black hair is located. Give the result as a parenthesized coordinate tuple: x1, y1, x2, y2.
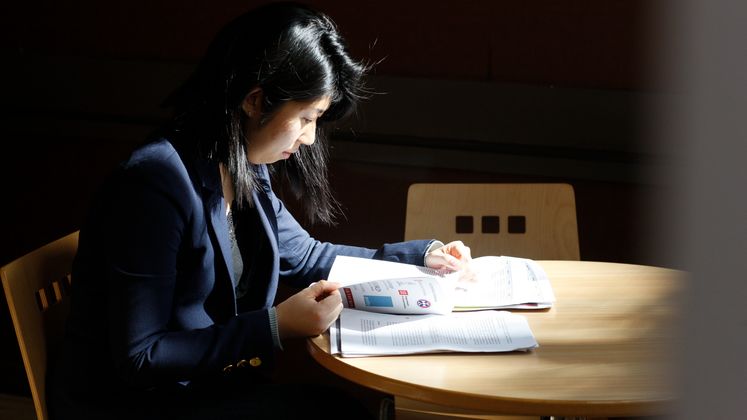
(163, 2, 369, 224)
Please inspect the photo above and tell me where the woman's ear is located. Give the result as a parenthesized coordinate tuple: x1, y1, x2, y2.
(241, 87, 263, 117)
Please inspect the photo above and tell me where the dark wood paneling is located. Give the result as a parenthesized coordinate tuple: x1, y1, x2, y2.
(1, 0, 655, 90)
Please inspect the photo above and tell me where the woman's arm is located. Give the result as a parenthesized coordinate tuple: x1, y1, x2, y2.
(253, 166, 436, 286)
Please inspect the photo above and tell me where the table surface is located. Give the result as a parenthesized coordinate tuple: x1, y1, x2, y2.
(307, 260, 684, 417)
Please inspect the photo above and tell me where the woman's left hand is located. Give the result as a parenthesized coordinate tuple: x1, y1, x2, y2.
(425, 240, 472, 271)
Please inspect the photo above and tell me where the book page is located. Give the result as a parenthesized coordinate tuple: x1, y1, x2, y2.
(329, 256, 455, 314)
(335, 308, 537, 357)
(328, 255, 446, 286)
(449, 256, 555, 309)
(339, 277, 454, 315)
(329, 318, 341, 355)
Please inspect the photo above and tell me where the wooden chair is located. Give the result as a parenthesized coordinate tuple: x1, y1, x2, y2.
(1, 231, 79, 420)
(402, 185, 580, 418)
(405, 184, 580, 260)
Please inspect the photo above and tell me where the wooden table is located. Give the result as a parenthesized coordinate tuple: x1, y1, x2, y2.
(307, 261, 684, 418)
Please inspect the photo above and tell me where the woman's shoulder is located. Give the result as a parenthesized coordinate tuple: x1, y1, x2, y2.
(123, 138, 181, 170)
(90, 137, 208, 224)
(116, 137, 200, 193)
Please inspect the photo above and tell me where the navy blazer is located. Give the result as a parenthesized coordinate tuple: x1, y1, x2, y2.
(51, 138, 433, 413)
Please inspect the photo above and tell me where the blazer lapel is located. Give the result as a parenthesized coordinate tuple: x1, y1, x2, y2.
(193, 156, 237, 317)
(208, 196, 235, 289)
(253, 166, 280, 308)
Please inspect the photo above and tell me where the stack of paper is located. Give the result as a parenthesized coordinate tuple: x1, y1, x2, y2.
(325, 256, 549, 357)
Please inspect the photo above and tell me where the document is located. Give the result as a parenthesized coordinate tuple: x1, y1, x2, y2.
(452, 256, 555, 311)
(330, 308, 538, 357)
(327, 255, 555, 315)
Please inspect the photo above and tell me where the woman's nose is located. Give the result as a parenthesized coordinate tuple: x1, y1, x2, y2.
(299, 122, 316, 146)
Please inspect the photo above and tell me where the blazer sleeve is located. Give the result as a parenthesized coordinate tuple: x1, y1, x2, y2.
(261, 169, 435, 288)
(102, 156, 274, 388)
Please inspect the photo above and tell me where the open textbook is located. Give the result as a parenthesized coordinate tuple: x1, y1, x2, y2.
(330, 308, 538, 357)
(327, 255, 556, 315)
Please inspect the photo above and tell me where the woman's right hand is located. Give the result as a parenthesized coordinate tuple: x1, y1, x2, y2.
(275, 280, 343, 339)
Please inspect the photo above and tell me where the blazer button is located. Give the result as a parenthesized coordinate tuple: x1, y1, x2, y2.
(222, 364, 234, 374)
(249, 357, 262, 367)
(237, 359, 249, 368)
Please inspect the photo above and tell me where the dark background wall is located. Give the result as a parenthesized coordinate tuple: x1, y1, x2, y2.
(0, 0, 671, 397)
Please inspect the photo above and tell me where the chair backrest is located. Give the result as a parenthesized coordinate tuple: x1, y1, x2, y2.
(1, 231, 79, 420)
(405, 184, 579, 260)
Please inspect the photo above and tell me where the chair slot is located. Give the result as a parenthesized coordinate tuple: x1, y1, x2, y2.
(481, 216, 500, 233)
(58, 274, 71, 296)
(35, 288, 49, 311)
(507, 215, 526, 234)
(455, 216, 474, 234)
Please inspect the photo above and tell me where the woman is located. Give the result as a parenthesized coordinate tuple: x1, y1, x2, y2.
(49, 3, 470, 419)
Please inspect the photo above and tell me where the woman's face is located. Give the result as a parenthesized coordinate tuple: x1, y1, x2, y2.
(244, 94, 331, 164)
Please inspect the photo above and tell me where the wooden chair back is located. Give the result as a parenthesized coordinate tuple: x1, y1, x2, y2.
(1, 231, 79, 420)
(405, 184, 580, 260)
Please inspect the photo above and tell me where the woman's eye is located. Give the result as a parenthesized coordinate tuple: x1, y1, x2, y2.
(302, 118, 313, 125)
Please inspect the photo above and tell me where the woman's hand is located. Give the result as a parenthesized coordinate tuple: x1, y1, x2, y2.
(275, 280, 343, 339)
(425, 240, 472, 271)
